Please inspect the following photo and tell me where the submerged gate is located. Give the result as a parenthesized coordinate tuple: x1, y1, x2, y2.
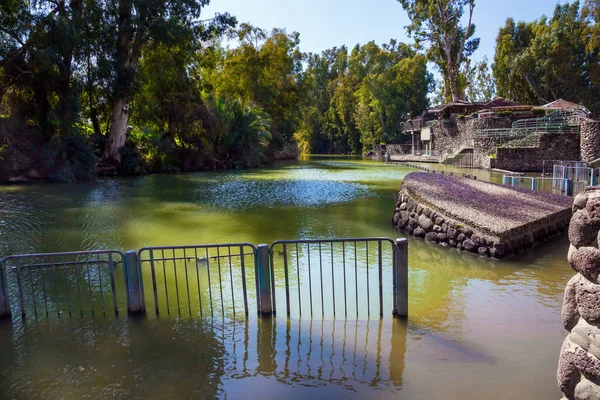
(0, 238, 408, 322)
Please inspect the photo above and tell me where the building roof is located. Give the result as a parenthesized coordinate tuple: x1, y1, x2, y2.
(484, 98, 519, 108)
(537, 99, 587, 111)
(428, 100, 485, 114)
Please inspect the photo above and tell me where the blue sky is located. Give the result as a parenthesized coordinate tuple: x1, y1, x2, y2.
(204, 0, 568, 63)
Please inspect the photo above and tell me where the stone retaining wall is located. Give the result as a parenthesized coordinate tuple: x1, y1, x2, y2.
(495, 133, 581, 172)
(392, 190, 568, 259)
(558, 187, 600, 399)
(430, 117, 512, 158)
(473, 136, 514, 169)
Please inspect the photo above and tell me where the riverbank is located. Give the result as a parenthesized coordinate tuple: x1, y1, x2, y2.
(393, 172, 573, 258)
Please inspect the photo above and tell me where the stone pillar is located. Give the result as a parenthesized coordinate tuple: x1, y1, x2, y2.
(580, 119, 600, 163)
(558, 187, 600, 399)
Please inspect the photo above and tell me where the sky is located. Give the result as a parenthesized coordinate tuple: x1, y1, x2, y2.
(203, 0, 569, 63)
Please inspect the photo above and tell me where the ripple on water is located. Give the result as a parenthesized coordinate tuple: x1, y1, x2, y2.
(204, 178, 371, 210)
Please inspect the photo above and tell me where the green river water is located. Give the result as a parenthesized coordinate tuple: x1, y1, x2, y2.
(0, 156, 569, 399)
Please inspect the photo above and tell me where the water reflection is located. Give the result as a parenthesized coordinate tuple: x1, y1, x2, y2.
(0, 317, 408, 399)
(224, 318, 406, 393)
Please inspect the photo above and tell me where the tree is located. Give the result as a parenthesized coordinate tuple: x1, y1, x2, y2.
(465, 56, 495, 102)
(492, 1, 600, 114)
(398, 0, 479, 102)
(295, 41, 431, 154)
(95, 0, 235, 174)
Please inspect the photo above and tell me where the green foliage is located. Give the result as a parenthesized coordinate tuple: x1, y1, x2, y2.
(296, 41, 432, 154)
(398, 0, 480, 101)
(465, 56, 496, 102)
(492, 1, 600, 114)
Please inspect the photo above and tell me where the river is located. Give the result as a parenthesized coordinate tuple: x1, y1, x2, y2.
(0, 155, 569, 399)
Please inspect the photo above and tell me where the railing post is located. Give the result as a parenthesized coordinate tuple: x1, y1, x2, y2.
(393, 238, 408, 318)
(256, 244, 273, 316)
(566, 179, 574, 197)
(0, 261, 10, 318)
(592, 169, 597, 186)
(124, 250, 145, 314)
(531, 178, 536, 191)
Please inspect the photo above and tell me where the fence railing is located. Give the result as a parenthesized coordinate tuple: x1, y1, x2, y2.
(0, 250, 128, 319)
(501, 175, 591, 196)
(0, 238, 408, 322)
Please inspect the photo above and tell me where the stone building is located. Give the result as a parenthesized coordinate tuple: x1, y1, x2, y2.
(397, 99, 600, 172)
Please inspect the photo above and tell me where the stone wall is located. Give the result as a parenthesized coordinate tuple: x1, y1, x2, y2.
(392, 189, 568, 259)
(580, 119, 600, 163)
(495, 133, 581, 172)
(430, 116, 512, 158)
(473, 136, 514, 169)
(558, 187, 600, 399)
(372, 144, 411, 160)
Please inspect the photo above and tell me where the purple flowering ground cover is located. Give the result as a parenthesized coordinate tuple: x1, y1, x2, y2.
(402, 172, 573, 240)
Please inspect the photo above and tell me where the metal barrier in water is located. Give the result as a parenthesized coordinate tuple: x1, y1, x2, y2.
(0, 238, 408, 322)
(0, 250, 128, 319)
(269, 238, 407, 320)
(137, 243, 257, 318)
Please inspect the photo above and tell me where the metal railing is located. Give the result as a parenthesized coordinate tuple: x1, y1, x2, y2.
(0, 238, 409, 322)
(502, 175, 590, 196)
(138, 244, 257, 318)
(269, 238, 406, 320)
(474, 111, 581, 137)
(0, 250, 128, 319)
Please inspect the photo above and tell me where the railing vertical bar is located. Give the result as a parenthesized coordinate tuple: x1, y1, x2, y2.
(227, 246, 236, 318)
(64, 261, 72, 317)
(161, 249, 170, 316)
(217, 246, 225, 316)
(194, 248, 203, 317)
(39, 262, 49, 318)
(331, 242, 335, 318)
(240, 245, 249, 317)
(183, 248, 192, 317)
(283, 243, 290, 317)
(343, 241, 348, 318)
(74, 260, 82, 317)
(28, 265, 38, 318)
(296, 243, 301, 318)
(96, 253, 106, 317)
(319, 242, 324, 318)
(172, 248, 181, 317)
(86, 261, 95, 317)
(354, 241, 358, 318)
(205, 247, 214, 319)
(16, 264, 25, 318)
(108, 253, 118, 316)
(307, 243, 313, 318)
(366, 241, 370, 318)
(53, 260, 60, 318)
(378, 241, 383, 318)
(269, 245, 277, 316)
(149, 252, 159, 315)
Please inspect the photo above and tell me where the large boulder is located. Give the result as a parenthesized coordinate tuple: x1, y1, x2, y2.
(413, 227, 426, 238)
(569, 211, 598, 248)
(463, 239, 477, 252)
(418, 215, 434, 232)
(425, 232, 438, 243)
(571, 247, 600, 283)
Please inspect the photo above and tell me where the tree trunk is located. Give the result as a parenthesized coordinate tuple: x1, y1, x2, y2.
(449, 71, 459, 102)
(95, 0, 136, 175)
